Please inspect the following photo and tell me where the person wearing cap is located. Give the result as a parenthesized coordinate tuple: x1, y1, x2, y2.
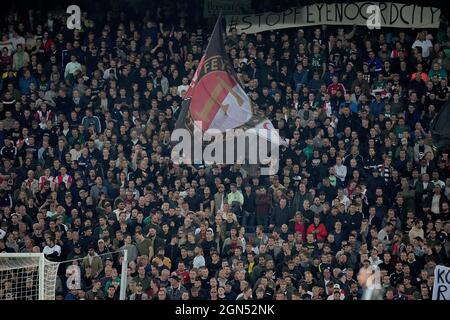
(66, 242, 83, 260)
(327, 283, 345, 300)
(166, 274, 187, 300)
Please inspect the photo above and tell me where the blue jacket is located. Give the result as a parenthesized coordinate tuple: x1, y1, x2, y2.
(340, 101, 359, 113)
(293, 69, 309, 87)
(367, 57, 383, 73)
(19, 76, 37, 95)
(370, 100, 385, 117)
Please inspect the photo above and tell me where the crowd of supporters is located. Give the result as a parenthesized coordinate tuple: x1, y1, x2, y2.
(0, 1, 449, 300)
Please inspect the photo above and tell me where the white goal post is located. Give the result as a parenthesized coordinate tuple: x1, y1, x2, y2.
(0, 253, 60, 300)
(1, 249, 129, 300)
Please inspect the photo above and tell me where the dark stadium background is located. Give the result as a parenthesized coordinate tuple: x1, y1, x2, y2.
(0, 0, 447, 31)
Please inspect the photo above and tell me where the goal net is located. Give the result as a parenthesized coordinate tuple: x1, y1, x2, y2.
(0, 249, 129, 300)
(0, 253, 60, 300)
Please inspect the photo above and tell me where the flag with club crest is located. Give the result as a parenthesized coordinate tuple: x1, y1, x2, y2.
(174, 14, 284, 172)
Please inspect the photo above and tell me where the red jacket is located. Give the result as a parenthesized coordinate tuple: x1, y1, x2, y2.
(327, 83, 346, 96)
(294, 222, 305, 236)
(306, 223, 328, 241)
(42, 38, 54, 53)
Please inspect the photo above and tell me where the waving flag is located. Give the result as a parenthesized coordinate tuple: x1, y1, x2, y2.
(174, 15, 283, 173)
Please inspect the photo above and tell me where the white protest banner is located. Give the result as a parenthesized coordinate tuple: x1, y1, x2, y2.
(204, 0, 252, 17)
(225, 2, 441, 34)
(432, 265, 450, 300)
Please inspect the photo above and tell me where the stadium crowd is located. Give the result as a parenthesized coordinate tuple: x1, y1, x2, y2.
(0, 1, 449, 301)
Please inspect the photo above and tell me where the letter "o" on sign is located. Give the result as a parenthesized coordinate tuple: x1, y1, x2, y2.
(266, 13, 281, 27)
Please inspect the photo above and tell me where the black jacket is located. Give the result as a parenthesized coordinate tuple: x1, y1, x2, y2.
(270, 204, 294, 227)
(243, 191, 256, 213)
